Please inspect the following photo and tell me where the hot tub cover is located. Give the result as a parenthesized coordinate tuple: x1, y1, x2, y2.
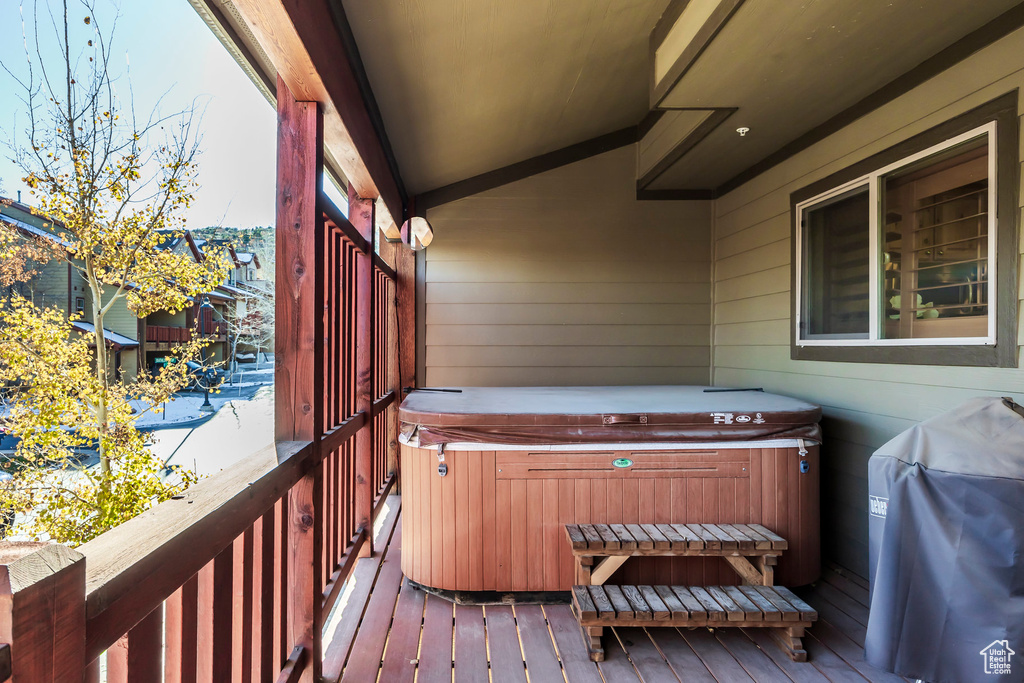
(399, 386, 821, 446)
(866, 396, 1024, 682)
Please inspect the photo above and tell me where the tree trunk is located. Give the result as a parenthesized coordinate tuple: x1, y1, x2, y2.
(89, 279, 112, 488)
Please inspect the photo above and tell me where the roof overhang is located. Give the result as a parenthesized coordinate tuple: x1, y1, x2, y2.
(189, 0, 405, 235)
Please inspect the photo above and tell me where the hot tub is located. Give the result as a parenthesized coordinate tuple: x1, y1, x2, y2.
(398, 386, 821, 592)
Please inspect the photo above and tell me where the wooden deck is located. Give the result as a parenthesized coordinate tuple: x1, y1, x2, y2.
(324, 497, 905, 682)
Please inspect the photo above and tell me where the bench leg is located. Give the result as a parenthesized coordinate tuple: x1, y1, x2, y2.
(575, 556, 594, 585)
(758, 555, 776, 586)
(769, 626, 807, 662)
(581, 625, 605, 662)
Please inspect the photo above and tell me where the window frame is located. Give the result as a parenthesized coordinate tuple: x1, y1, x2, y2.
(789, 91, 1019, 367)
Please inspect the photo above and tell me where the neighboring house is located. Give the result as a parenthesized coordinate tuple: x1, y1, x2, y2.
(0, 200, 236, 381)
(144, 231, 234, 371)
(0, 198, 142, 381)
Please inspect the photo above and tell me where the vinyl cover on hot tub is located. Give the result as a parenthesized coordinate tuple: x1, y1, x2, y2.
(399, 386, 821, 446)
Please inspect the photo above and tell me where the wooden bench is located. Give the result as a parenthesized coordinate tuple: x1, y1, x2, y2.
(572, 584, 817, 662)
(564, 523, 786, 586)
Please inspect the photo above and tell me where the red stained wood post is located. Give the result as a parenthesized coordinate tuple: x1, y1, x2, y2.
(395, 203, 417, 494)
(0, 542, 86, 681)
(276, 76, 326, 683)
(275, 75, 326, 445)
(350, 185, 376, 557)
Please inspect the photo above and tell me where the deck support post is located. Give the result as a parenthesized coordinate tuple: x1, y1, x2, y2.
(394, 200, 417, 494)
(0, 543, 86, 681)
(276, 75, 325, 683)
(350, 184, 376, 558)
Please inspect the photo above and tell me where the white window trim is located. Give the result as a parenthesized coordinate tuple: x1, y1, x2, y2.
(794, 122, 997, 348)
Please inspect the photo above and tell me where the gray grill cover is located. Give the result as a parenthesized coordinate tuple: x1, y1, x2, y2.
(866, 396, 1024, 682)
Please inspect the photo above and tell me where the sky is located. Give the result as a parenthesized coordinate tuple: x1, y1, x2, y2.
(0, 0, 277, 229)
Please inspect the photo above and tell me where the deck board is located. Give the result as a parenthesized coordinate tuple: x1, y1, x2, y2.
(376, 578, 424, 683)
(646, 628, 716, 682)
(330, 496, 906, 683)
(515, 605, 566, 682)
(452, 603, 488, 683)
(545, 605, 605, 683)
(417, 593, 454, 680)
(485, 605, 528, 683)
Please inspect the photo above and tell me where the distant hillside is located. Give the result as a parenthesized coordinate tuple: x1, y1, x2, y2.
(190, 226, 275, 254)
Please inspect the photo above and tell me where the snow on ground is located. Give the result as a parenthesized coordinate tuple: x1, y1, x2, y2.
(132, 366, 273, 427)
(150, 386, 275, 477)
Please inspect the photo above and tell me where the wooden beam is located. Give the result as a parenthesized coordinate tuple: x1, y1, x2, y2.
(637, 107, 737, 189)
(230, 0, 405, 224)
(275, 76, 325, 443)
(417, 126, 639, 210)
(350, 185, 376, 557)
(0, 543, 86, 681)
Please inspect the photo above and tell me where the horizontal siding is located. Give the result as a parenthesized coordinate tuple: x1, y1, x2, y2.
(426, 303, 709, 325)
(424, 366, 710, 387)
(424, 145, 713, 387)
(426, 345, 710, 368)
(711, 26, 1024, 576)
(426, 324, 708, 347)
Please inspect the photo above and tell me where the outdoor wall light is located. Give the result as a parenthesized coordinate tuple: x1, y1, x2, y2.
(400, 216, 434, 251)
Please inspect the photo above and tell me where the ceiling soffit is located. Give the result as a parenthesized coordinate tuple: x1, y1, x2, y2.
(343, 0, 670, 195)
(649, 0, 1024, 191)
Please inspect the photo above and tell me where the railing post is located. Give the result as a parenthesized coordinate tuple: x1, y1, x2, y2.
(0, 542, 86, 681)
(349, 184, 376, 557)
(395, 207, 417, 494)
(276, 75, 325, 683)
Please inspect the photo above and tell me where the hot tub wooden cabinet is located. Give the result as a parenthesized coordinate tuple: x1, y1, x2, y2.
(398, 386, 821, 592)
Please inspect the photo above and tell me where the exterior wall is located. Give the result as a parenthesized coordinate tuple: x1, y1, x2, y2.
(423, 146, 713, 387)
(710, 27, 1024, 576)
(22, 260, 71, 312)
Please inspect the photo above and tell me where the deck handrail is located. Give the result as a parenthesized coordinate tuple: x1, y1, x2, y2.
(78, 439, 311, 661)
(0, 83, 411, 682)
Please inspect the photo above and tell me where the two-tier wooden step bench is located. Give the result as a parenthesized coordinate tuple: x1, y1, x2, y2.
(571, 583, 818, 662)
(564, 523, 787, 587)
(564, 523, 815, 662)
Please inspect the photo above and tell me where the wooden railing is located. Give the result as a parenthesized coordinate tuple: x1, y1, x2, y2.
(146, 322, 227, 344)
(0, 207, 401, 683)
(146, 324, 192, 343)
(0, 80, 408, 683)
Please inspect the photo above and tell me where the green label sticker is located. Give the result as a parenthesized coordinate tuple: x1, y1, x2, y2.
(612, 458, 633, 468)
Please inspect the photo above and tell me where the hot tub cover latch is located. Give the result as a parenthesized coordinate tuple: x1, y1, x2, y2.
(602, 413, 649, 425)
(437, 444, 448, 477)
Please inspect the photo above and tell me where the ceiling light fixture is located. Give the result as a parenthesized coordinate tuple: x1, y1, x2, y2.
(737, 127, 750, 137)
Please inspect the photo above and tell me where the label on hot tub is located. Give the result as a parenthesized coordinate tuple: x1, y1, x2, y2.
(612, 458, 633, 468)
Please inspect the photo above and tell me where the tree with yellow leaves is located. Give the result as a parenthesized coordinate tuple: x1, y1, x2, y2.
(0, 1, 229, 544)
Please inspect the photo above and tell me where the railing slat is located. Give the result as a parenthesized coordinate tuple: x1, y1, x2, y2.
(197, 547, 234, 682)
(256, 509, 275, 681)
(164, 575, 199, 683)
(107, 607, 162, 683)
(238, 528, 255, 683)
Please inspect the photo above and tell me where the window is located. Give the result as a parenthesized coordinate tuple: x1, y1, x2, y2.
(791, 92, 1018, 366)
(75, 297, 85, 315)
